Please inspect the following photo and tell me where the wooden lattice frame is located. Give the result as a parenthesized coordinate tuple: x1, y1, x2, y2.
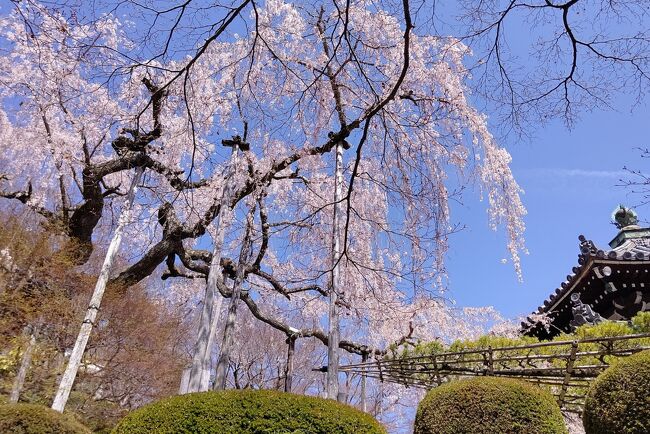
(339, 333, 650, 413)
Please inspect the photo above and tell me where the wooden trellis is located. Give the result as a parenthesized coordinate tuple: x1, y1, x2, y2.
(339, 333, 650, 413)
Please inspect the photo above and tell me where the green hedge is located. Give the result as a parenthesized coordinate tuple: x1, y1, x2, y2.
(583, 350, 650, 434)
(112, 389, 385, 434)
(414, 377, 567, 434)
(0, 403, 91, 434)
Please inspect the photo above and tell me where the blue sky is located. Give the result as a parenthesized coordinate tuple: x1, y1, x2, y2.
(446, 96, 650, 319)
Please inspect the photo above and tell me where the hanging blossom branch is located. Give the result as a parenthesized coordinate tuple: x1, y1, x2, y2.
(342, 0, 414, 259)
(0, 0, 526, 363)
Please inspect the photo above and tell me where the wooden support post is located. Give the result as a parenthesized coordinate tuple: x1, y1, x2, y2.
(432, 354, 442, 386)
(185, 137, 246, 394)
(487, 346, 494, 376)
(178, 368, 191, 395)
(52, 166, 144, 412)
(284, 335, 296, 393)
(213, 202, 256, 391)
(327, 140, 344, 400)
(10, 331, 36, 403)
(360, 352, 368, 412)
(558, 341, 579, 408)
(339, 371, 349, 403)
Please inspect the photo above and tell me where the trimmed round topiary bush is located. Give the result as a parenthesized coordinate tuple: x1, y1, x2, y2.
(414, 377, 567, 434)
(112, 389, 385, 434)
(0, 403, 91, 434)
(583, 350, 650, 434)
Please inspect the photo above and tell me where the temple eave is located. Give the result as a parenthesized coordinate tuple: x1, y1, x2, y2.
(523, 207, 650, 339)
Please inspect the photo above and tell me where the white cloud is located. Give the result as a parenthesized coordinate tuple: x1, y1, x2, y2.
(526, 168, 627, 179)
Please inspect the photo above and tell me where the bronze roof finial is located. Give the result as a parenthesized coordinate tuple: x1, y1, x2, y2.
(612, 205, 638, 229)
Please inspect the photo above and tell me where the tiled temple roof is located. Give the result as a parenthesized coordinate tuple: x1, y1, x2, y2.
(522, 224, 650, 330)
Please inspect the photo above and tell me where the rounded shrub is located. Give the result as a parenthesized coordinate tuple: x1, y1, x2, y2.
(583, 350, 650, 434)
(0, 403, 91, 434)
(112, 389, 385, 434)
(414, 377, 567, 434)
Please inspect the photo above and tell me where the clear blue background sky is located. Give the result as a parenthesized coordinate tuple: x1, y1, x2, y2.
(446, 95, 649, 319)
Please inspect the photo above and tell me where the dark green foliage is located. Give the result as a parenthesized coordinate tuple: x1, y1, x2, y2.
(0, 403, 91, 434)
(583, 350, 650, 434)
(112, 389, 386, 434)
(414, 377, 567, 434)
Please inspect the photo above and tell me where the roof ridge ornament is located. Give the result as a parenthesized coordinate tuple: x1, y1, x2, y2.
(612, 205, 638, 229)
(578, 234, 597, 255)
(569, 293, 604, 331)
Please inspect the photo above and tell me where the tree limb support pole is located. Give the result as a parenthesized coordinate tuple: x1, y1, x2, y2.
(184, 141, 241, 393)
(52, 166, 144, 412)
(10, 328, 37, 403)
(327, 141, 344, 401)
(284, 334, 296, 393)
(360, 352, 368, 412)
(213, 201, 256, 390)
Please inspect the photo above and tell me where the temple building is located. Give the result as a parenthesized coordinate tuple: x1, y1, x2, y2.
(523, 206, 650, 339)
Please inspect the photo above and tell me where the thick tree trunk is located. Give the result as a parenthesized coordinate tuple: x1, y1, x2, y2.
(327, 142, 344, 400)
(51, 166, 144, 412)
(184, 146, 240, 393)
(213, 204, 255, 390)
(9, 331, 37, 403)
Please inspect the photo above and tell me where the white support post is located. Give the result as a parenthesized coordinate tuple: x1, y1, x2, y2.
(327, 141, 344, 400)
(213, 202, 255, 390)
(52, 166, 144, 412)
(10, 331, 37, 403)
(360, 352, 368, 412)
(183, 141, 241, 393)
